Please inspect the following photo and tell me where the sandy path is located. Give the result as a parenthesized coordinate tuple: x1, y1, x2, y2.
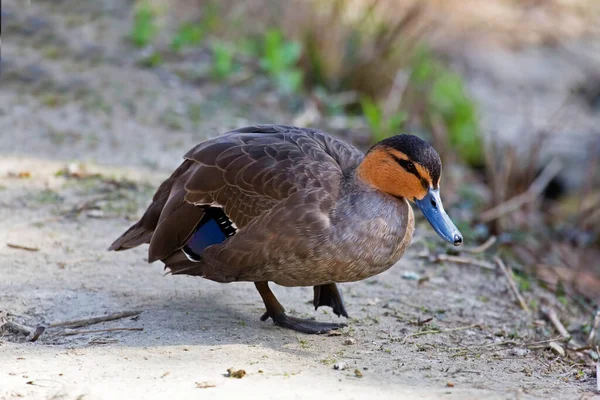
(1, 1, 597, 399)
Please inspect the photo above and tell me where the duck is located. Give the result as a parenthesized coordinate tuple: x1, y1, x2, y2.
(109, 124, 462, 334)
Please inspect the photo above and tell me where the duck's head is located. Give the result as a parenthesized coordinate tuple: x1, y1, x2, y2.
(358, 134, 463, 246)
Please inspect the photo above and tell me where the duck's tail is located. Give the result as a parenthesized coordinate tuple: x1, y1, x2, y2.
(108, 160, 193, 253)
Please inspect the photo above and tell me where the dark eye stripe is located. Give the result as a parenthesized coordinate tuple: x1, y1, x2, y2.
(389, 153, 430, 190)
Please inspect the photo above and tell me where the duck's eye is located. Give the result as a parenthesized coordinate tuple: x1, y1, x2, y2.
(405, 162, 416, 172)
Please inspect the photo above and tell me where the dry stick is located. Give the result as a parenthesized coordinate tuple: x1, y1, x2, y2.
(49, 311, 141, 329)
(1, 321, 32, 336)
(596, 346, 599, 393)
(461, 236, 497, 254)
(401, 323, 480, 344)
(541, 307, 584, 349)
(448, 336, 565, 356)
(541, 307, 571, 340)
(433, 254, 496, 270)
(495, 257, 531, 314)
(480, 158, 563, 223)
(60, 327, 143, 336)
(6, 243, 39, 252)
(589, 310, 600, 346)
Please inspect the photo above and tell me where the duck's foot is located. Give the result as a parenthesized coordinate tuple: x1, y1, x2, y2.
(313, 283, 349, 318)
(260, 311, 346, 334)
(255, 281, 347, 334)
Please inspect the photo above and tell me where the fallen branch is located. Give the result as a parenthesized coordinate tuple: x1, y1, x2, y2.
(6, 243, 39, 252)
(480, 158, 562, 223)
(401, 323, 480, 344)
(461, 236, 497, 254)
(49, 311, 141, 329)
(495, 257, 530, 314)
(431, 254, 496, 270)
(1, 321, 32, 336)
(60, 327, 144, 336)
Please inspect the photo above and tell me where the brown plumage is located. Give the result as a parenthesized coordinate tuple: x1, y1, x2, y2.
(110, 124, 461, 334)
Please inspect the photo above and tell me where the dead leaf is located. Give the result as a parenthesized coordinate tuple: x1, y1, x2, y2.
(226, 368, 246, 379)
(195, 381, 216, 388)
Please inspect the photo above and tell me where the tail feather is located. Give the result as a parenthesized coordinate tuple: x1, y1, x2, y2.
(108, 224, 153, 251)
(108, 160, 194, 253)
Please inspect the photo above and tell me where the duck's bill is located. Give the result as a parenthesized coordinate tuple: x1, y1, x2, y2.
(415, 189, 463, 246)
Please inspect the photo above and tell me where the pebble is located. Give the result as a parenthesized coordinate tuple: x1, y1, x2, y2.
(333, 362, 346, 370)
(401, 271, 420, 280)
(343, 338, 355, 346)
(508, 347, 529, 357)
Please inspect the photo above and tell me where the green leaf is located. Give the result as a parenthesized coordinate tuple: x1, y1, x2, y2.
(171, 23, 204, 51)
(130, 1, 158, 48)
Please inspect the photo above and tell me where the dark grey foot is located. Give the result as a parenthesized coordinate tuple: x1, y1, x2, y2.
(313, 283, 349, 318)
(260, 311, 346, 334)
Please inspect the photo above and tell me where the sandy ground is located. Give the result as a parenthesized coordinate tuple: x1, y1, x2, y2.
(1, 1, 599, 399)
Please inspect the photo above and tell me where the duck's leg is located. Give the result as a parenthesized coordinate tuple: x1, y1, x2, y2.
(313, 283, 349, 318)
(255, 282, 346, 334)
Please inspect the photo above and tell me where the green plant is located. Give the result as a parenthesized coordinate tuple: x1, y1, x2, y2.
(211, 42, 236, 79)
(130, 1, 158, 48)
(171, 23, 204, 51)
(360, 97, 407, 143)
(170, 2, 220, 51)
(259, 30, 304, 94)
(411, 49, 482, 167)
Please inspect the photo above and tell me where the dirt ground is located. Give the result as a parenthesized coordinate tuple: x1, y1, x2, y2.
(1, 1, 599, 399)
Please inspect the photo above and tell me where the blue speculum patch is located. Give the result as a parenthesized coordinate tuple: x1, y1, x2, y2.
(183, 207, 236, 261)
(187, 218, 227, 255)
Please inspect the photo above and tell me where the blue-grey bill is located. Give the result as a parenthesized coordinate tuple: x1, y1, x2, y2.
(415, 189, 463, 246)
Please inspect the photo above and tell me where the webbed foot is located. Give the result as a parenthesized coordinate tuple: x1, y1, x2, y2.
(313, 283, 349, 318)
(255, 281, 347, 334)
(260, 311, 346, 334)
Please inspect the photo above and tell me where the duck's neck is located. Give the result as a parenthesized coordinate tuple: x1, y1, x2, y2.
(334, 170, 407, 222)
(355, 150, 409, 199)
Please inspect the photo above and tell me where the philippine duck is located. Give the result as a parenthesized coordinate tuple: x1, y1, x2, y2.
(109, 124, 462, 334)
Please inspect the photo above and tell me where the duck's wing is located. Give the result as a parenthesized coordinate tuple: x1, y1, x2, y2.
(112, 125, 363, 267)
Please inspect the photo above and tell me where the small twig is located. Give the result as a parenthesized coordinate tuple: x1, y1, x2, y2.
(431, 254, 496, 270)
(1, 321, 32, 336)
(589, 310, 600, 346)
(541, 307, 571, 339)
(596, 346, 600, 393)
(451, 369, 482, 375)
(60, 327, 143, 336)
(6, 243, 39, 252)
(480, 158, 562, 223)
(448, 336, 565, 356)
(495, 257, 531, 314)
(461, 236, 497, 254)
(49, 311, 141, 329)
(402, 323, 480, 344)
(541, 307, 583, 349)
(30, 326, 45, 342)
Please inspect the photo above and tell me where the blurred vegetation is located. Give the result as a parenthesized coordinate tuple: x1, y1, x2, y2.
(259, 30, 304, 94)
(130, 1, 158, 48)
(130, 0, 481, 165)
(360, 97, 407, 143)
